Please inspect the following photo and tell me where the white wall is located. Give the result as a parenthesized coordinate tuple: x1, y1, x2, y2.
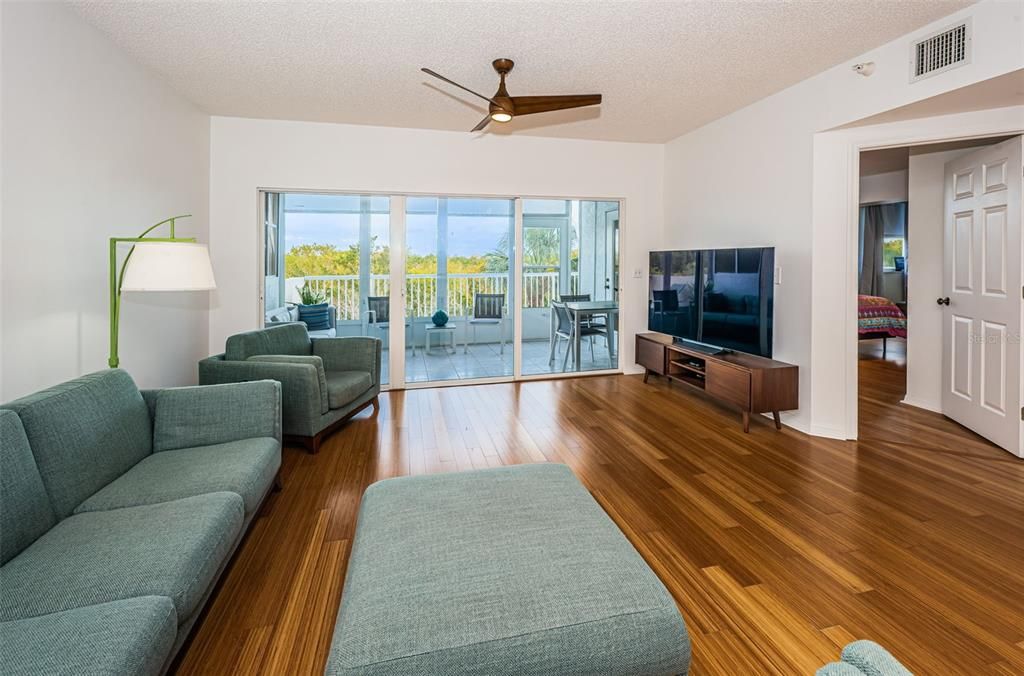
(208, 117, 663, 372)
(859, 170, 908, 204)
(903, 146, 976, 412)
(664, 0, 1023, 435)
(0, 2, 210, 400)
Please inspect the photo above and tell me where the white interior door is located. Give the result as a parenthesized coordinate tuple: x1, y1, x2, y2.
(942, 136, 1023, 457)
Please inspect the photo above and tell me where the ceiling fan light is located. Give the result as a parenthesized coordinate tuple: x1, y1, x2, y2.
(490, 112, 512, 123)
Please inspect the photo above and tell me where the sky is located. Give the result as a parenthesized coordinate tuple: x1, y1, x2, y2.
(280, 195, 584, 258)
(283, 212, 512, 257)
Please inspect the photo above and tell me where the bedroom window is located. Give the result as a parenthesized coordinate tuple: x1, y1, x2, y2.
(883, 236, 906, 272)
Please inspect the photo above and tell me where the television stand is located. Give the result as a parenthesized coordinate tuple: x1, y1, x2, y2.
(635, 332, 798, 433)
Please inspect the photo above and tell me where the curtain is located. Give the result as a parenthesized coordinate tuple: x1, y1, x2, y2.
(859, 203, 904, 296)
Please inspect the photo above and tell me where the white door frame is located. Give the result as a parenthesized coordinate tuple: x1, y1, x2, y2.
(809, 106, 1024, 440)
(388, 196, 407, 388)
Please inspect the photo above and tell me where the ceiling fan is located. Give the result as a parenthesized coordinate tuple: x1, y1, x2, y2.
(421, 59, 602, 132)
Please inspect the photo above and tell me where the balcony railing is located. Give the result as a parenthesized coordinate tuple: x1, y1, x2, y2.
(296, 272, 580, 321)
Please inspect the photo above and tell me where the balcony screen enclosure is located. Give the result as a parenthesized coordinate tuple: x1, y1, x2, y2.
(262, 192, 620, 386)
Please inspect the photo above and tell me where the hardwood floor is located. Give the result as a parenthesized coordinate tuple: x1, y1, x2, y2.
(176, 365, 1024, 675)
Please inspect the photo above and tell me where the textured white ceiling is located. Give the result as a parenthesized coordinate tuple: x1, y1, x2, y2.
(70, 0, 972, 143)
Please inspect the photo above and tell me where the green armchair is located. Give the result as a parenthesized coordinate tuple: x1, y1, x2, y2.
(199, 323, 381, 453)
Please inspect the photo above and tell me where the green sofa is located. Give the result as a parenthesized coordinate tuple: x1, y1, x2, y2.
(326, 464, 691, 675)
(818, 640, 913, 676)
(199, 323, 381, 453)
(0, 369, 282, 676)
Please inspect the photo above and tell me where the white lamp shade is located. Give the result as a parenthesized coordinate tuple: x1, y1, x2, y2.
(120, 242, 217, 291)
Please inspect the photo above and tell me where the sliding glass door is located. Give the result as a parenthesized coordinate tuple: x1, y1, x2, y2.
(520, 199, 620, 376)
(261, 191, 619, 389)
(262, 192, 391, 384)
(405, 197, 514, 383)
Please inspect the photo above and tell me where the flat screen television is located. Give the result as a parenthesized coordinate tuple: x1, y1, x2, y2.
(648, 247, 775, 358)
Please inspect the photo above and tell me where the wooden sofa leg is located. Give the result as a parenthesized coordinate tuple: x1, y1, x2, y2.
(371, 395, 380, 416)
(273, 472, 283, 492)
(308, 434, 321, 455)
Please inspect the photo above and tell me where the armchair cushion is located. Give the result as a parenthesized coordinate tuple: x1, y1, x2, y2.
(225, 323, 311, 361)
(326, 371, 373, 410)
(75, 437, 280, 517)
(0, 369, 152, 520)
(199, 357, 330, 433)
(149, 380, 282, 452)
(313, 337, 382, 387)
(247, 355, 328, 414)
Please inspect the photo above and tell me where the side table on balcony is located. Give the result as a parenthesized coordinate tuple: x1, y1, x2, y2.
(424, 322, 461, 355)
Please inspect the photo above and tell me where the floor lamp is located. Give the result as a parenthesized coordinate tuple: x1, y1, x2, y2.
(109, 215, 216, 368)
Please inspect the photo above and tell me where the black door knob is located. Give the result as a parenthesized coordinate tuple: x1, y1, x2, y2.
(937, 297, 950, 306)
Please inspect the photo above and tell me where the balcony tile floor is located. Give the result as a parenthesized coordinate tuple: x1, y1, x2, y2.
(380, 338, 616, 385)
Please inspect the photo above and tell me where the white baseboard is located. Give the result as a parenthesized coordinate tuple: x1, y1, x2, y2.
(807, 423, 848, 440)
(900, 396, 942, 414)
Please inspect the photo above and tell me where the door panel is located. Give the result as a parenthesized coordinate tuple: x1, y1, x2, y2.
(950, 314, 973, 400)
(953, 211, 973, 293)
(982, 206, 1007, 296)
(942, 136, 1023, 457)
(980, 320, 1006, 415)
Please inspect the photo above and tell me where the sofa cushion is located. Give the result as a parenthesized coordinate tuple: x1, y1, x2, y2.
(0, 411, 56, 566)
(326, 463, 690, 676)
(0, 492, 243, 623)
(0, 370, 152, 519)
(76, 437, 280, 517)
(225, 323, 311, 361)
(0, 596, 176, 676)
(151, 381, 283, 452)
(326, 371, 372, 410)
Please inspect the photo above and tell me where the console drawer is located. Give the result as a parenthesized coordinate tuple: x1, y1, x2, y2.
(636, 336, 667, 375)
(706, 361, 751, 410)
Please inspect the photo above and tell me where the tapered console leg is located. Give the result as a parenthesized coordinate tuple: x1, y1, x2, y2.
(773, 411, 782, 430)
(643, 368, 650, 384)
(742, 411, 750, 434)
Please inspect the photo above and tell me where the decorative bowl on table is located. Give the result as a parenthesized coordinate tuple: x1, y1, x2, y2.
(431, 310, 449, 327)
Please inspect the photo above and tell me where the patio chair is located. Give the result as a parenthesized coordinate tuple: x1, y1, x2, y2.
(366, 296, 414, 356)
(468, 293, 505, 354)
(549, 301, 607, 371)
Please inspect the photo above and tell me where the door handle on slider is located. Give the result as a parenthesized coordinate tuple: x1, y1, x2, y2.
(936, 297, 950, 306)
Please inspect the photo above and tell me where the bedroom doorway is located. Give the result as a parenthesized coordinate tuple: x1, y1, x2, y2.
(856, 148, 910, 441)
(855, 134, 1023, 457)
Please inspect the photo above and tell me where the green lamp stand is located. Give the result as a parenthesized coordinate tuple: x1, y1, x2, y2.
(109, 214, 216, 368)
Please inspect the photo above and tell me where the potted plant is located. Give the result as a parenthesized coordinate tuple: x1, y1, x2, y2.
(297, 283, 327, 306)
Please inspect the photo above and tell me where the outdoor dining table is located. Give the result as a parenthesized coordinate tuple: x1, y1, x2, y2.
(563, 300, 619, 372)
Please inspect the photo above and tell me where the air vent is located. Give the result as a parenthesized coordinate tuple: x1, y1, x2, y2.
(911, 20, 970, 82)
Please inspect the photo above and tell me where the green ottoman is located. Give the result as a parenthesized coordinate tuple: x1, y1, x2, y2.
(326, 463, 690, 675)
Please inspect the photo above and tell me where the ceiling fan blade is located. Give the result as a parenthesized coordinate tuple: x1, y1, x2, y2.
(421, 68, 509, 111)
(508, 95, 602, 116)
(471, 115, 491, 132)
